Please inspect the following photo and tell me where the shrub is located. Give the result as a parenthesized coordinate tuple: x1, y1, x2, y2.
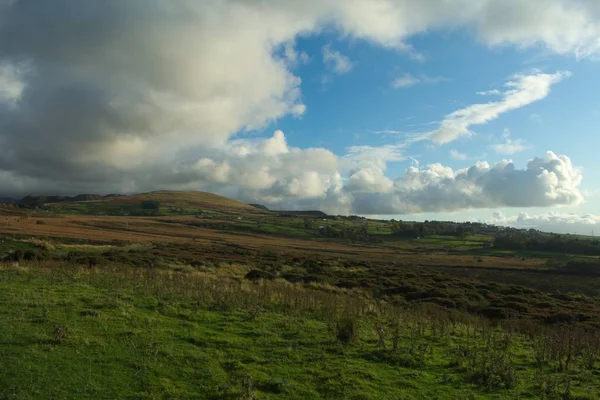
(468, 355, 517, 392)
(545, 313, 577, 324)
(140, 200, 161, 210)
(503, 302, 529, 313)
(382, 285, 419, 296)
(11, 250, 24, 262)
(477, 307, 516, 320)
(23, 250, 39, 261)
(336, 314, 360, 346)
(456, 330, 517, 392)
(422, 298, 457, 309)
(244, 269, 275, 281)
(53, 324, 68, 344)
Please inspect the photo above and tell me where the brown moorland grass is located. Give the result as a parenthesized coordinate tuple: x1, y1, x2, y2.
(0, 212, 546, 269)
(3, 209, 600, 328)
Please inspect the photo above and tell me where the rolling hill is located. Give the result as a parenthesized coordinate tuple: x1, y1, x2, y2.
(17, 190, 262, 215)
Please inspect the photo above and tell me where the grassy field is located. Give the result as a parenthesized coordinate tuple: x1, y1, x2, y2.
(2, 264, 600, 399)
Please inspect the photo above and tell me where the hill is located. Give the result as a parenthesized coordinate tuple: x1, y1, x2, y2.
(100, 191, 257, 212)
(19, 190, 261, 215)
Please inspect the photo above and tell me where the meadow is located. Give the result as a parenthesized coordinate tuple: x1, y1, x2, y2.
(3, 263, 600, 399)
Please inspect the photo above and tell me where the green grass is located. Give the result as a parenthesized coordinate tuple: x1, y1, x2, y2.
(2, 265, 600, 399)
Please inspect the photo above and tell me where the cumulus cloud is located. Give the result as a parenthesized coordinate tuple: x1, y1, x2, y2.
(392, 74, 446, 88)
(322, 44, 353, 74)
(0, 0, 597, 215)
(489, 211, 600, 235)
(429, 71, 569, 144)
(490, 129, 529, 155)
(475, 0, 600, 59)
(352, 151, 583, 214)
(346, 167, 394, 194)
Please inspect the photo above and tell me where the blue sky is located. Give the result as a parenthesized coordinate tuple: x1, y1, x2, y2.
(1, 0, 599, 234)
(251, 27, 600, 232)
(274, 32, 597, 173)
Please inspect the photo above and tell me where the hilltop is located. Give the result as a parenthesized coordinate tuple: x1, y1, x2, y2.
(101, 191, 258, 212)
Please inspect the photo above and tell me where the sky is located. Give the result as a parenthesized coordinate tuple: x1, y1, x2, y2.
(0, 0, 600, 234)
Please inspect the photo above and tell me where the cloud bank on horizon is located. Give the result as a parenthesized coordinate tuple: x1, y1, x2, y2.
(1, 0, 599, 233)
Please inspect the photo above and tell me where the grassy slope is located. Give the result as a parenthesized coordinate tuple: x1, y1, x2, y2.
(111, 191, 257, 211)
(0, 267, 471, 400)
(2, 265, 600, 399)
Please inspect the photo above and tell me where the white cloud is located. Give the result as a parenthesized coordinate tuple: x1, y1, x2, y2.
(489, 211, 600, 235)
(0, 61, 26, 105)
(450, 149, 468, 160)
(352, 151, 583, 214)
(346, 167, 394, 194)
(392, 75, 419, 88)
(322, 44, 353, 74)
(429, 71, 569, 144)
(392, 73, 446, 88)
(474, 0, 600, 59)
(344, 144, 409, 172)
(476, 89, 502, 96)
(283, 42, 310, 67)
(490, 129, 530, 155)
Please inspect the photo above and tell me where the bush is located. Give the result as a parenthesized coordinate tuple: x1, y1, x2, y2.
(477, 307, 516, 320)
(503, 302, 529, 313)
(244, 269, 275, 282)
(382, 286, 419, 296)
(11, 250, 24, 262)
(10, 249, 45, 262)
(456, 331, 517, 392)
(23, 250, 40, 261)
(336, 315, 360, 346)
(140, 200, 161, 210)
(468, 356, 517, 392)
